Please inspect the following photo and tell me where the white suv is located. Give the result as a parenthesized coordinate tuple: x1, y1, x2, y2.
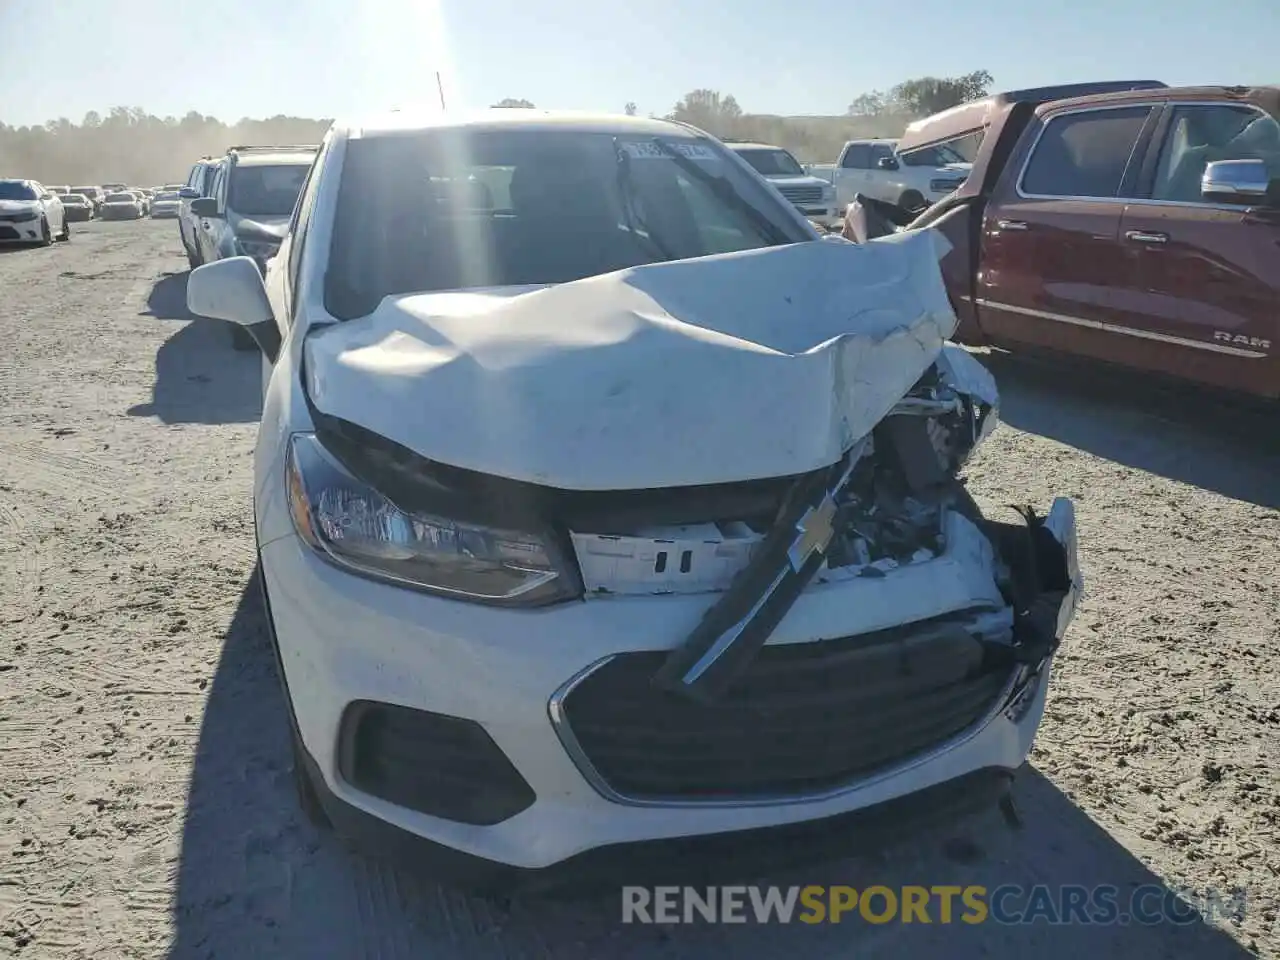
(725, 141, 841, 228)
(185, 110, 1080, 892)
(831, 138, 972, 212)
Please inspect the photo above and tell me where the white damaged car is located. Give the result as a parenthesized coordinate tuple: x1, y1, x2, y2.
(187, 111, 1082, 892)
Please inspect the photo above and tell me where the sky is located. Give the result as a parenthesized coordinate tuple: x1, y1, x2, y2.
(1, 0, 1277, 128)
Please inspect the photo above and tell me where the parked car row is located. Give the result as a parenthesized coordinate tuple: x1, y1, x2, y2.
(6, 182, 185, 230)
(176, 143, 317, 347)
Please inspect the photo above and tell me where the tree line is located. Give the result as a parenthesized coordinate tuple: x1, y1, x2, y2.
(0, 108, 330, 187)
(0, 74, 993, 186)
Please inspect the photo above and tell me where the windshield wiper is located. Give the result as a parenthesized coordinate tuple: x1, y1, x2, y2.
(613, 138, 679, 262)
(650, 137, 793, 246)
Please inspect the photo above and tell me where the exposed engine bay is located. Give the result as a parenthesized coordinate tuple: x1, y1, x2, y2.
(569, 346, 997, 596)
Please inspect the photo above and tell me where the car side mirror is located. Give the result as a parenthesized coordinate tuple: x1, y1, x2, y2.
(190, 197, 221, 218)
(187, 257, 281, 361)
(179, 187, 200, 199)
(1201, 159, 1270, 204)
(876, 156, 899, 171)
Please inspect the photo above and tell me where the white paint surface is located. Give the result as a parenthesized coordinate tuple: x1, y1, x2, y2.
(304, 228, 956, 490)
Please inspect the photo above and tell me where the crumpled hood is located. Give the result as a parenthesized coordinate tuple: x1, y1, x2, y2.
(304, 229, 956, 490)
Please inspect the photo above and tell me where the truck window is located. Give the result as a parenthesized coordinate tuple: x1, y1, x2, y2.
(868, 143, 896, 167)
(840, 144, 871, 169)
(1020, 106, 1151, 199)
(1151, 103, 1280, 203)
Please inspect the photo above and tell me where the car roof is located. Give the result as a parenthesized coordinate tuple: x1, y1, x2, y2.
(845, 138, 898, 145)
(231, 151, 317, 167)
(344, 108, 698, 140)
(725, 141, 789, 151)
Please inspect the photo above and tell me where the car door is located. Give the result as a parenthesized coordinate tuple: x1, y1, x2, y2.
(197, 164, 226, 262)
(975, 103, 1158, 361)
(179, 163, 202, 250)
(832, 143, 871, 208)
(865, 142, 899, 202)
(1116, 101, 1280, 396)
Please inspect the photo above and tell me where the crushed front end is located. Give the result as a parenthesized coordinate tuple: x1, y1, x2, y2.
(260, 229, 1082, 888)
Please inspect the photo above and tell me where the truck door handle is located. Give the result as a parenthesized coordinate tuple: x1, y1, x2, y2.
(996, 219, 1028, 231)
(1125, 230, 1168, 244)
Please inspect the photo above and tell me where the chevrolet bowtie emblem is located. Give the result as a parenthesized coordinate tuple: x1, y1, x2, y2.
(787, 494, 838, 572)
(652, 439, 868, 703)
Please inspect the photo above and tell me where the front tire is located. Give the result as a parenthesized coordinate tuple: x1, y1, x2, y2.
(36, 217, 51, 247)
(58, 216, 70, 241)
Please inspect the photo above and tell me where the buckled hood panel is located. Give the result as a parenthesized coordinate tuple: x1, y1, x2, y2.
(304, 229, 956, 490)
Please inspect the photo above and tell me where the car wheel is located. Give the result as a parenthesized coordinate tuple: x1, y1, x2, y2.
(58, 216, 70, 241)
(35, 217, 52, 247)
(230, 323, 258, 351)
(898, 190, 925, 214)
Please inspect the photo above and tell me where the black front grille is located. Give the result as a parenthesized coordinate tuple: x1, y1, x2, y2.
(0, 226, 19, 239)
(338, 701, 535, 825)
(559, 612, 1014, 801)
(778, 185, 824, 205)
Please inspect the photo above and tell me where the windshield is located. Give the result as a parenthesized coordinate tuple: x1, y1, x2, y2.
(72, 186, 96, 195)
(325, 129, 806, 319)
(106, 193, 135, 202)
(734, 148, 805, 176)
(0, 181, 38, 201)
(155, 192, 179, 201)
(63, 195, 87, 203)
(227, 162, 310, 216)
(900, 141, 971, 167)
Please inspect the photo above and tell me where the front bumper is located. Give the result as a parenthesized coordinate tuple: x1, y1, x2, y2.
(151, 206, 180, 219)
(259, 496, 1079, 880)
(0, 216, 43, 242)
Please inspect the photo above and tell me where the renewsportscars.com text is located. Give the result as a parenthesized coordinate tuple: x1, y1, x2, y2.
(621, 884, 1247, 926)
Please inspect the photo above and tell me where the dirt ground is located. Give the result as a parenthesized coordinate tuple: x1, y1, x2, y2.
(0, 220, 1276, 959)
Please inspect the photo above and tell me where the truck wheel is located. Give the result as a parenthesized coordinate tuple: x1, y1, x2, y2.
(899, 190, 926, 214)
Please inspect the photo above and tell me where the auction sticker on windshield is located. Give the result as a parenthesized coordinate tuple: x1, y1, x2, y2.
(621, 140, 719, 161)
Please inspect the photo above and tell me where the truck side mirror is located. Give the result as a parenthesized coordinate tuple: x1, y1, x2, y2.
(1201, 159, 1269, 204)
(876, 156, 900, 171)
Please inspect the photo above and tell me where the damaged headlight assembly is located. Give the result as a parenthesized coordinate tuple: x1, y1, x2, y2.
(285, 434, 580, 606)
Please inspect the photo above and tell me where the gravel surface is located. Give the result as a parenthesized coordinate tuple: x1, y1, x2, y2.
(0, 220, 1276, 959)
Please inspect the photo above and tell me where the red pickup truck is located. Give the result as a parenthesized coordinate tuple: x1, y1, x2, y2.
(846, 81, 1280, 399)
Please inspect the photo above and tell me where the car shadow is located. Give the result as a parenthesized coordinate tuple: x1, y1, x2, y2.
(128, 274, 262, 424)
(983, 351, 1280, 510)
(169, 572, 1256, 959)
(142, 271, 194, 321)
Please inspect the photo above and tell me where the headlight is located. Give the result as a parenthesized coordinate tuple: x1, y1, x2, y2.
(286, 433, 580, 606)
